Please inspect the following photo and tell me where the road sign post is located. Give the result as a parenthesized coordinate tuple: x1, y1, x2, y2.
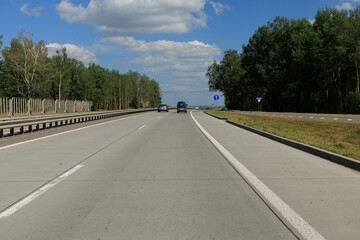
(256, 97, 262, 111)
(214, 95, 219, 109)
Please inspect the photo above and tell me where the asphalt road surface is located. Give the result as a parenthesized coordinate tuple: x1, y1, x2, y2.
(0, 110, 359, 240)
(229, 111, 360, 123)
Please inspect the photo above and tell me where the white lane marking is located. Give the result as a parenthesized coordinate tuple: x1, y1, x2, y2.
(320, 117, 325, 120)
(347, 119, 353, 121)
(138, 125, 146, 130)
(298, 116, 303, 118)
(333, 118, 338, 120)
(0, 164, 84, 219)
(191, 111, 325, 240)
(309, 117, 314, 119)
(0, 114, 142, 150)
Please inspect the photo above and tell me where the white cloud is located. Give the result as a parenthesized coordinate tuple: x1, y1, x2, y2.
(20, 3, 43, 17)
(336, 1, 360, 11)
(101, 37, 221, 90)
(56, 0, 208, 36)
(102, 36, 220, 72)
(46, 43, 98, 65)
(336, 2, 354, 10)
(210, 1, 230, 15)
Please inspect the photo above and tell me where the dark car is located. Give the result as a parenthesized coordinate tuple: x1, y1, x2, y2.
(177, 101, 187, 113)
(158, 104, 168, 112)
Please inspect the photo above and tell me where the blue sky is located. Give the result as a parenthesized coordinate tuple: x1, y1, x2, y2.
(1, 0, 358, 106)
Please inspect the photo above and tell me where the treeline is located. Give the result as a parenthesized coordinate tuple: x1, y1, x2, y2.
(207, 7, 360, 113)
(0, 31, 161, 110)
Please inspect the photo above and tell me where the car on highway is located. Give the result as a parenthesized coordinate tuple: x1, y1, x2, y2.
(158, 104, 169, 112)
(177, 101, 187, 113)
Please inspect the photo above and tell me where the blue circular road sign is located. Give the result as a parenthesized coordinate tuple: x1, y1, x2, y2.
(214, 95, 220, 101)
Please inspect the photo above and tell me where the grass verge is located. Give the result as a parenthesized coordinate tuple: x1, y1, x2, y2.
(206, 110, 360, 161)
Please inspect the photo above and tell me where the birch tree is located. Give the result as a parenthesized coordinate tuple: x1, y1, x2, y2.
(49, 47, 70, 106)
(1, 31, 47, 98)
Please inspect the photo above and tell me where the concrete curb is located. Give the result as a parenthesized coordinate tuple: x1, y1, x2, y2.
(205, 112, 360, 172)
(204, 112, 228, 120)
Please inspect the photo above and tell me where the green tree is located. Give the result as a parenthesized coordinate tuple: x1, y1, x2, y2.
(148, 79, 161, 107)
(242, 24, 274, 110)
(48, 47, 71, 105)
(86, 63, 112, 110)
(348, 7, 360, 93)
(206, 50, 245, 109)
(1, 31, 48, 98)
(68, 58, 87, 100)
(313, 8, 349, 112)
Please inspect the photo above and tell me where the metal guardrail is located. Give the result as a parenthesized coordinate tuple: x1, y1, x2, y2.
(0, 109, 156, 138)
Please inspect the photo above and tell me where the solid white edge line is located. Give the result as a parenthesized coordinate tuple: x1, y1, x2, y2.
(190, 110, 325, 240)
(0, 164, 84, 219)
(0, 114, 142, 150)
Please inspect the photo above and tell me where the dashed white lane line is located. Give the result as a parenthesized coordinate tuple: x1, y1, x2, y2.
(333, 118, 338, 120)
(138, 125, 146, 130)
(191, 111, 325, 240)
(0, 164, 84, 219)
(320, 117, 325, 120)
(347, 119, 353, 121)
(309, 117, 314, 119)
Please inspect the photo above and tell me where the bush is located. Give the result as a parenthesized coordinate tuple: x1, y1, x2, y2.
(345, 92, 360, 114)
(221, 107, 229, 111)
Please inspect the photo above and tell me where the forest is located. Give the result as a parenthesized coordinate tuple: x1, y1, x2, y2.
(207, 7, 360, 113)
(0, 31, 162, 110)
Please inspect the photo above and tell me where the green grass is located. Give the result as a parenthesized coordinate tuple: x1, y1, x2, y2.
(227, 109, 360, 117)
(206, 110, 360, 161)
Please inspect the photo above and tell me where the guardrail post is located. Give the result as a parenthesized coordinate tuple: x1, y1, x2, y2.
(0, 129, 3, 138)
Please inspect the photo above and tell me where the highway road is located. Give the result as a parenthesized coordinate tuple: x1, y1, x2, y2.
(0, 110, 359, 239)
(228, 111, 360, 123)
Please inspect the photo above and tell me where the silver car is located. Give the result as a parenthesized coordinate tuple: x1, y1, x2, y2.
(158, 104, 168, 112)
